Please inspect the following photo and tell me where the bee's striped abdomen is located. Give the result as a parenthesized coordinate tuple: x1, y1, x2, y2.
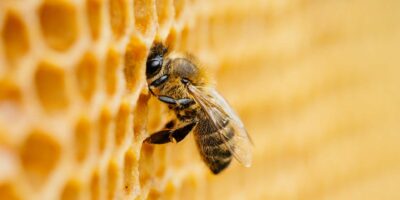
(194, 118, 235, 174)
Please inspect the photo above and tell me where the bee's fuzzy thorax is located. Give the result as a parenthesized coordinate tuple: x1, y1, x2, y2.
(182, 53, 213, 87)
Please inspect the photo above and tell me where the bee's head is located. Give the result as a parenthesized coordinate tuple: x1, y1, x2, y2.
(146, 42, 167, 79)
(146, 43, 207, 98)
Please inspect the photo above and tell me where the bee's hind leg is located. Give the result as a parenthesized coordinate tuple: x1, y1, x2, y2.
(144, 122, 196, 144)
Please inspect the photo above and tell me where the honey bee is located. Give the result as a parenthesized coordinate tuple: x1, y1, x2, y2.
(143, 43, 252, 174)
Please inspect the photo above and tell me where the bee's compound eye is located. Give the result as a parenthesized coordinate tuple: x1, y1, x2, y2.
(146, 56, 163, 77)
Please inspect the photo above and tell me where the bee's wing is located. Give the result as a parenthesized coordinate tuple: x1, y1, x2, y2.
(188, 85, 253, 167)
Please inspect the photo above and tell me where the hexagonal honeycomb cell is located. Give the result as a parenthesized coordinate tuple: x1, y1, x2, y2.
(19, 131, 61, 187)
(89, 170, 100, 200)
(105, 47, 120, 96)
(38, 0, 78, 51)
(155, 0, 173, 37)
(86, 0, 102, 40)
(134, 0, 156, 37)
(74, 115, 92, 163)
(1, 10, 30, 66)
(123, 149, 137, 197)
(107, 160, 120, 199)
(60, 179, 82, 200)
(1, 0, 400, 199)
(109, 0, 127, 39)
(115, 100, 130, 145)
(75, 52, 99, 102)
(34, 61, 69, 112)
(123, 36, 147, 91)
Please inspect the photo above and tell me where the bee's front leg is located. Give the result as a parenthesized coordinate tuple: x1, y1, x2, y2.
(158, 96, 194, 108)
(144, 122, 196, 144)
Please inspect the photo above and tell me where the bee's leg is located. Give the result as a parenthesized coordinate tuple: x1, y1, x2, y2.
(158, 96, 194, 108)
(143, 130, 172, 144)
(158, 95, 177, 105)
(171, 122, 196, 142)
(144, 122, 196, 144)
(164, 119, 176, 129)
(176, 98, 195, 108)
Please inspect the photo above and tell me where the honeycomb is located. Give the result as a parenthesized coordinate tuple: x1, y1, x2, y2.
(1, 0, 400, 200)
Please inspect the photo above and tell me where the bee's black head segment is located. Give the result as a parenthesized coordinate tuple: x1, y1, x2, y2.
(146, 43, 168, 78)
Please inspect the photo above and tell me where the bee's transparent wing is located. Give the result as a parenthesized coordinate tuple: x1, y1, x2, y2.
(188, 85, 253, 167)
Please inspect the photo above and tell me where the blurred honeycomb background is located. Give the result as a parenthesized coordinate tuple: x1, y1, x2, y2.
(0, 0, 399, 199)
